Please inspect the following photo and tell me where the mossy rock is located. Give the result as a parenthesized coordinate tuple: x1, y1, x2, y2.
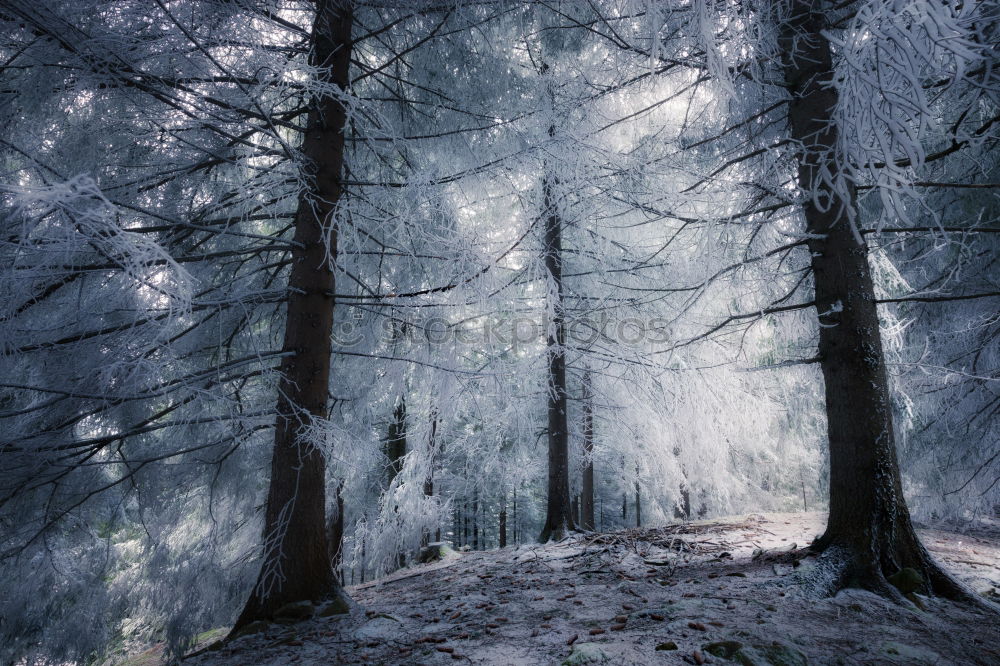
(561, 642, 611, 665)
(655, 641, 678, 651)
(702, 639, 807, 666)
(231, 620, 271, 640)
(318, 596, 351, 617)
(195, 628, 228, 645)
(418, 542, 457, 563)
(888, 568, 923, 595)
(704, 641, 745, 660)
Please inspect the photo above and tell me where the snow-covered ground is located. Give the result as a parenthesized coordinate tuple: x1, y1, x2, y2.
(181, 512, 1000, 665)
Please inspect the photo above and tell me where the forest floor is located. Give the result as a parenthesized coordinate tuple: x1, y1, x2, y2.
(178, 512, 1000, 665)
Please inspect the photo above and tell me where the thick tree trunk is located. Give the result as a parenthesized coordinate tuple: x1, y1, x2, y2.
(580, 370, 596, 531)
(539, 175, 576, 542)
(782, 0, 968, 601)
(231, 0, 352, 633)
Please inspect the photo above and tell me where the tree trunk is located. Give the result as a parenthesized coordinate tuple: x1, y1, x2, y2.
(499, 500, 507, 548)
(472, 489, 479, 550)
(782, 0, 968, 601)
(463, 502, 468, 547)
(422, 413, 438, 548)
(635, 481, 641, 528)
(386, 397, 406, 486)
(580, 370, 596, 530)
(329, 481, 345, 582)
(512, 487, 518, 544)
(231, 0, 352, 633)
(539, 174, 575, 542)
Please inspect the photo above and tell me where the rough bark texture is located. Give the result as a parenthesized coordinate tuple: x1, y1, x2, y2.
(231, 0, 352, 633)
(580, 370, 596, 531)
(539, 175, 576, 542)
(782, 0, 968, 601)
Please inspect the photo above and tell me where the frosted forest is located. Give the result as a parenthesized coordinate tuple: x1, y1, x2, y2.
(1, 0, 998, 664)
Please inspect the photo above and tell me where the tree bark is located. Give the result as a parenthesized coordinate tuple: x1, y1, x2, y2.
(512, 487, 518, 544)
(539, 174, 576, 542)
(472, 489, 479, 550)
(580, 370, 596, 530)
(782, 0, 969, 601)
(329, 481, 345, 582)
(231, 0, 352, 633)
(499, 502, 507, 548)
(634, 481, 641, 528)
(385, 397, 406, 486)
(422, 413, 438, 548)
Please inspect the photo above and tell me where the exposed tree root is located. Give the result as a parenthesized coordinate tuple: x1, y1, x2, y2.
(807, 538, 998, 614)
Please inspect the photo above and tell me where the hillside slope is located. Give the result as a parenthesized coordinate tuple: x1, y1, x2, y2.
(183, 513, 1000, 665)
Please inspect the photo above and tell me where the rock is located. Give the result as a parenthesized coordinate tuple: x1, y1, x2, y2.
(561, 642, 611, 665)
(318, 596, 351, 617)
(419, 542, 457, 563)
(230, 620, 271, 640)
(701, 639, 808, 666)
(273, 600, 315, 623)
(656, 641, 679, 651)
(704, 640, 744, 660)
(888, 568, 923, 595)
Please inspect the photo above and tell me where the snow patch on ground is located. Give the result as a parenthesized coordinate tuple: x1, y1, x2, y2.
(179, 512, 1000, 665)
